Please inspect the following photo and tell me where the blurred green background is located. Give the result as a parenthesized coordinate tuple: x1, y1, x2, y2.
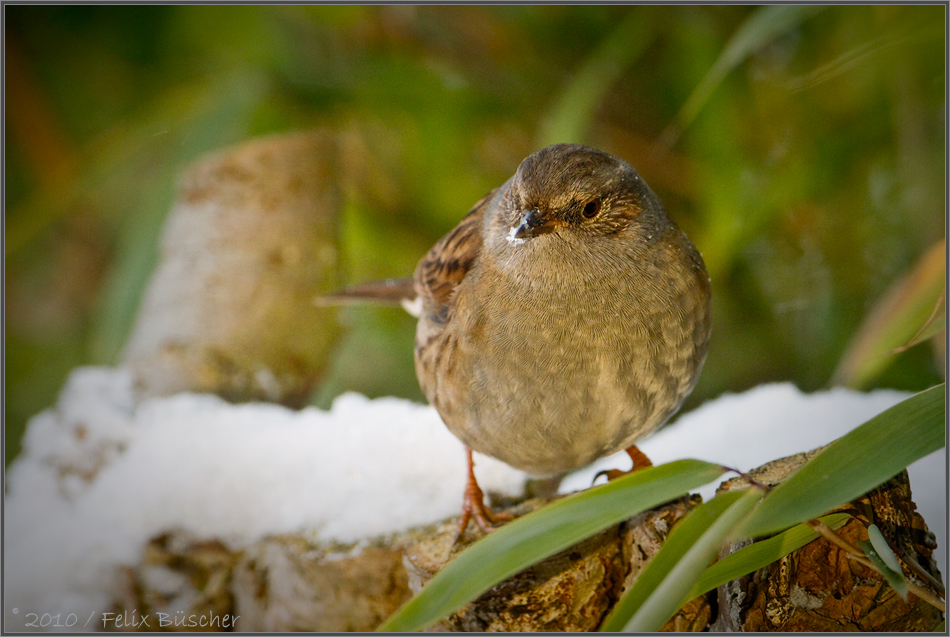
(5, 5, 945, 465)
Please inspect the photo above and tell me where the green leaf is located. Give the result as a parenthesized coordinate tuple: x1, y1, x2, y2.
(665, 5, 824, 143)
(833, 240, 946, 388)
(686, 512, 851, 601)
(377, 459, 726, 632)
(539, 11, 653, 145)
(867, 523, 903, 574)
(858, 539, 909, 600)
(606, 487, 764, 632)
(896, 289, 945, 352)
(741, 384, 945, 538)
(600, 489, 747, 632)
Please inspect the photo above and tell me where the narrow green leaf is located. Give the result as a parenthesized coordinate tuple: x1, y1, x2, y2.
(741, 384, 945, 538)
(539, 12, 653, 145)
(601, 489, 746, 632)
(858, 539, 909, 600)
(665, 5, 824, 143)
(686, 512, 851, 601)
(618, 488, 764, 632)
(834, 240, 946, 388)
(378, 459, 725, 632)
(894, 288, 945, 353)
(867, 524, 903, 574)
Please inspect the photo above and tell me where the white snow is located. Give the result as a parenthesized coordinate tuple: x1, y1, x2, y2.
(4, 368, 945, 631)
(3, 367, 525, 630)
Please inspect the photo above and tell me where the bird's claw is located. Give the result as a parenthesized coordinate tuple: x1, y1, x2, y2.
(454, 449, 514, 544)
(591, 445, 654, 486)
(454, 495, 513, 544)
(592, 468, 627, 485)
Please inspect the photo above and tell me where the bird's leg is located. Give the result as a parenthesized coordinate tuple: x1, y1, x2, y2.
(625, 444, 654, 470)
(593, 444, 654, 484)
(455, 448, 513, 541)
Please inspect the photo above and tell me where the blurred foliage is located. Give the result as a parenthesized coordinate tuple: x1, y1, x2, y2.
(834, 239, 945, 388)
(5, 5, 945, 464)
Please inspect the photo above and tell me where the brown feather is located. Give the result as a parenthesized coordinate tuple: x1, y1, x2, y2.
(316, 278, 416, 306)
(413, 188, 496, 321)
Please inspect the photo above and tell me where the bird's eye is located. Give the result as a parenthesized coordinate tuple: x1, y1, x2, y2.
(582, 198, 602, 218)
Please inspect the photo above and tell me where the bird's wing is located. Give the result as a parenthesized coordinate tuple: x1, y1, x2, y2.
(414, 188, 496, 322)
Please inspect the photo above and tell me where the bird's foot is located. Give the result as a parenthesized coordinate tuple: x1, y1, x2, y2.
(454, 449, 513, 543)
(593, 444, 654, 485)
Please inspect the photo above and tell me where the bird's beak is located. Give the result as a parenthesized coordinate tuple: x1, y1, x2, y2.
(513, 208, 556, 241)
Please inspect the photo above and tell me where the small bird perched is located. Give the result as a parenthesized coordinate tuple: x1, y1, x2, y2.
(329, 144, 711, 536)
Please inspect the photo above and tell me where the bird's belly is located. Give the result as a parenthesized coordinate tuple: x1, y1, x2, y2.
(440, 313, 678, 476)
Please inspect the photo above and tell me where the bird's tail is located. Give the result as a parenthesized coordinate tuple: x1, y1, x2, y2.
(315, 278, 422, 317)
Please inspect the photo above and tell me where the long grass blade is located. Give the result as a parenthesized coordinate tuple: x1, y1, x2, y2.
(378, 459, 725, 632)
(615, 487, 764, 632)
(896, 289, 945, 353)
(833, 240, 946, 388)
(539, 11, 653, 145)
(686, 512, 850, 601)
(741, 384, 944, 538)
(600, 489, 746, 631)
(664, 5, 823, 144)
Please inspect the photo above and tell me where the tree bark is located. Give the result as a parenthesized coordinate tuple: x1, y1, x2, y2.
(403, 495, 704, 632)
(108, 447, 942, 632)
(121, 131, 343, 407)
(713, 451, 943, 631)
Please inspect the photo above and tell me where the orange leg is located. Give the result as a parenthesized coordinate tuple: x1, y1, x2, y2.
(456, 448, 513, 541)
(594, 444, 654, 484)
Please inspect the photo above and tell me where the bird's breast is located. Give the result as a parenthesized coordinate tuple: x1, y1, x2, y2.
(417, 237, 709, 475)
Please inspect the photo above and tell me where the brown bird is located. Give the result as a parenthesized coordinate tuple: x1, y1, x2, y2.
(328, 144, 711, 537)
